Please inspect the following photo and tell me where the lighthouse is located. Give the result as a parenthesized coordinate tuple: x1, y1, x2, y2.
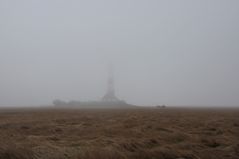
(102, 65, 120, 102)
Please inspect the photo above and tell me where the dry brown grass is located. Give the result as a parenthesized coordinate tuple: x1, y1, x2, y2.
(0, 107, 238, 159)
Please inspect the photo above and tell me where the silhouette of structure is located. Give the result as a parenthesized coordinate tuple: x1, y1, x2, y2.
(102, 65, 120, 102)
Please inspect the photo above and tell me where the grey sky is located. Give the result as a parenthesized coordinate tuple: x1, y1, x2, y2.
(0, 0, 239, 106)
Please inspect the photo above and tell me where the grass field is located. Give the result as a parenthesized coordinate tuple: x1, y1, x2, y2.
(0, 107, 238, 159)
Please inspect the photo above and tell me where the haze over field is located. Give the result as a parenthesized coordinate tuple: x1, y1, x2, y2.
(0, 0, 239, 107)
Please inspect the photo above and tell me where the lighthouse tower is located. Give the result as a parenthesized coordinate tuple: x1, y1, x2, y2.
(102, 65, 120, 102)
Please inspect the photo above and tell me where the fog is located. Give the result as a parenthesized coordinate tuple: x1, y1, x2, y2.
(0, 0, 239, 107)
